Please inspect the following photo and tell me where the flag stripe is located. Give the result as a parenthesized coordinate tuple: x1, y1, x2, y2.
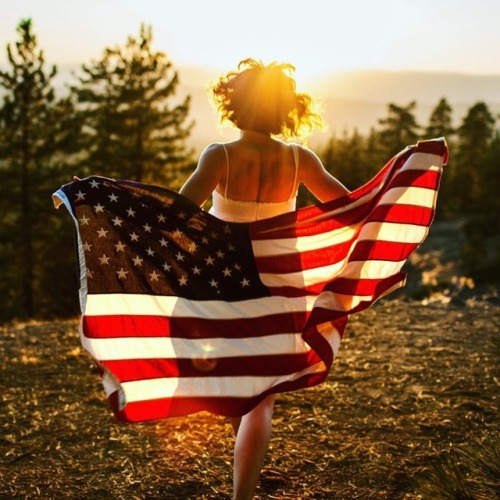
(82, 332, 313, 361)
(82, 312, 307, 339)
(119, 361, 328, 401)
(100, 350, 323, 381)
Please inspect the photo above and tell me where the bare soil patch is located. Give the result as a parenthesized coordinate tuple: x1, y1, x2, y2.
(1, 293, 498, 499)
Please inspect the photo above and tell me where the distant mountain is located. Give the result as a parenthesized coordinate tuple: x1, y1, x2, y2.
(178, 67, 500, 152)
(14, 63, 500, 153)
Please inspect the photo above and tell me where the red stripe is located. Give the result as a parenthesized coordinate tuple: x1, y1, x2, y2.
(83, 311, 307, 339)
(391, 169, 441, 189)
(415, 138, 448, 159)
(368, 204, 434, 225)
(100, 350, 322, 381)
(350, 240, 420, 262)
(325, 272, 406, 298)
(256, 238, 356, 273)
(108, 369, 331, 421)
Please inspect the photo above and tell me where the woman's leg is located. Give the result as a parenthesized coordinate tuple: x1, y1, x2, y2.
(232, 394, 276, 500)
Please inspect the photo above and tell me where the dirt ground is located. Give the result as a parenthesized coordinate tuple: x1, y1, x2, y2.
(1, 293, 498, 499)
(1, 221, 499, 499)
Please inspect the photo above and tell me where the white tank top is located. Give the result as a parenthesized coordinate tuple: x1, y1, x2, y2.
(209, 144, 299, 222)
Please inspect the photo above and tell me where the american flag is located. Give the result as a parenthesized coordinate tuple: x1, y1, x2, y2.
(53, 138, 447, 423)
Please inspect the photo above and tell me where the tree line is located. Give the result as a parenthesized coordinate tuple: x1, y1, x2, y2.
(1, 19, 498, 321)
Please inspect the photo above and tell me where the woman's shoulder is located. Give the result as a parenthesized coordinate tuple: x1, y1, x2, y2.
(292, 143, 322, 166)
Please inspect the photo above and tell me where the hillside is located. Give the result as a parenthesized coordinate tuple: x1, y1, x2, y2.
(13, 64, 500, 153)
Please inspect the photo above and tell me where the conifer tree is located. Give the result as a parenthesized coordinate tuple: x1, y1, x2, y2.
(72, 24, 194, 186)
(0, 19, 62, 319)
(378, 101, 420, 157)
(453, 102, 495, 211)
(426, 97, 455, 139)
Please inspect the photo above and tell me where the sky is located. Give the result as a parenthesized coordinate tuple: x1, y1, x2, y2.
(1, 0, 500, 82)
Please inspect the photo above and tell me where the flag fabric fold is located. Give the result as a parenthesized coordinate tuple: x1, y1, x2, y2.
(53, 138, 447, 422)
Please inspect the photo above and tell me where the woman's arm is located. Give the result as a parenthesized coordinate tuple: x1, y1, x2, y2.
(298, 147, 350, 203)
(179, 144, 226, 206)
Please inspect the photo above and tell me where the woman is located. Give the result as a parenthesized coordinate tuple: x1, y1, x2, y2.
(180, 58, 350, 500)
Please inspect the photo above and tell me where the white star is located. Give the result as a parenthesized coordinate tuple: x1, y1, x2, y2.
(149, 271, 160, 282)
(159, 237, 168, 247)
(188, 242, 198, 253)
(222, 267, 232, 277)
(108, 193, 119, 202)
(116, 268, 128, 279)
(94, 203, 104, 213)
(79, 215, 90, 225)
(177, 211, 186, 220)
(228, 243, 236, 251)
(143, 223, 152, 233)
(129, 232, 139, 242)
(97, 227, 108, 238)
(89, 179, 100, 189)
(240, 277, 250, 287)
(201, 236, 209, 245)
(192, 266, 201, 275)
(126, 208, 136, 217)
(162, 262, 172, 272)
(178, 275, 188, 286)
(216, 249, 225, 259)
(205, 255, 215, 266)
(115, 241, 126, 252)
(87, 270, 94, 279)
(175, 252, 185, 262)
(173, 229, 183, 238)
(234, 263, 242, 271)
(112, 216, 123, 227)
(223, 225, 231, 234)
(132, 256, 143, 266)
(83, 242, 92, 252)
(157, 214, 166, 223)
(209, 279, 218, 288)
(146, 247, 155, 257)
(210, 230, 218, 239)
(99, 254, 110, 265)
(75, 190, 86, 201)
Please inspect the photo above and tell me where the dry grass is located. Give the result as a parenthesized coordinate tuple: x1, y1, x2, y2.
(1, 296, 499, 499)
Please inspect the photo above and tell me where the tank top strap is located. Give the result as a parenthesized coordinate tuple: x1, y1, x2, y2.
(290, 143, 300, 199)
(221, 143, 230, 198)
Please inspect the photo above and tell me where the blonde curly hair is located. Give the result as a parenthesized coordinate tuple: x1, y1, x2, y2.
(211, 58, 323, 139)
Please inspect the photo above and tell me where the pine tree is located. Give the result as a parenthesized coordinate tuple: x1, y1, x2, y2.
(72, 24, 194, 186)
(453, 102, 495, 211)
(0, 19, 63, 319)
(426, 97, 454, 139)
(378, 101, 420, 157)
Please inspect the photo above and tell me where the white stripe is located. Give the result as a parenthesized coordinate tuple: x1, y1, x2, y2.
(313, 290, 377, 313)
(82, 332, 312, 361)
(252, 223, 359, 257)
(317, 321, 342, 357)
(358, 221, 429, 244)
(342, 258, 407, 279)
(400, 152, 443, 171)
(260, 259, 348, 287)
(378, 185, 437, 207)
(120, 360, 328, 401)
(84, 293, 316, 318)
